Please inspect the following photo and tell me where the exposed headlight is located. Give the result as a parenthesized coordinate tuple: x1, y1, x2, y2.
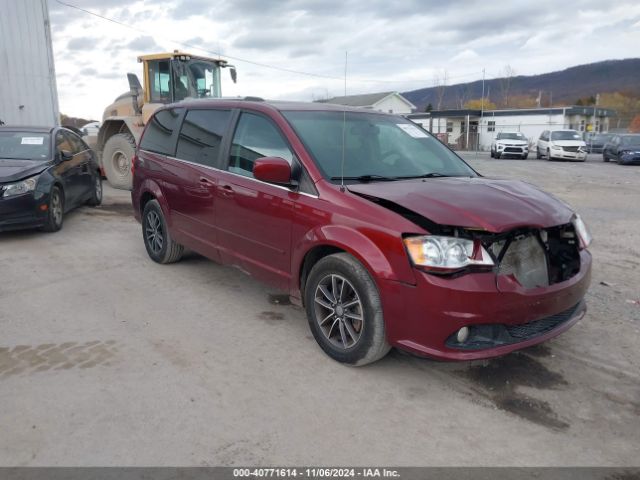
(572, 214, 592, 249)
(550, 143, 561, 150)
(403, 235, 495, 271)
(2, 176, 39, 198)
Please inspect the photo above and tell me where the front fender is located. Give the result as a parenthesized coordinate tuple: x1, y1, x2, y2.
(292, 224, 417, 297)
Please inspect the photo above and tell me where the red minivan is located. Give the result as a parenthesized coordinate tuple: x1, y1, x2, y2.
(132, 99, 592, 365)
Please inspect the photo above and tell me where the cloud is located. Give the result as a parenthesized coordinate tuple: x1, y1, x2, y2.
(67, 36, 101, 50)
(127, 36, 162, 51)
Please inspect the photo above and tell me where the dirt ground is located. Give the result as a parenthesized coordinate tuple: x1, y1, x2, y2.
(0, 153, 638, 466)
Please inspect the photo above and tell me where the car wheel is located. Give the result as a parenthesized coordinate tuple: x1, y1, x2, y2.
(547, 148, 552, 161)
(603, 154, 609, 162)
(522, 154, 528, 160)
(142, 199, 184, 264)
(536, 148, 541, 159)
(102, 133, 136, 190)
(86, 174, 103, 206)
(304, 253, 391, 366)
(490, 149, 495, 158)
(42, 186, 64, 232)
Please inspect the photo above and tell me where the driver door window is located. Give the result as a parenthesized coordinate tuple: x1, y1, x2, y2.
(228, 113, 293, 178)
(149, 60, 171, 103)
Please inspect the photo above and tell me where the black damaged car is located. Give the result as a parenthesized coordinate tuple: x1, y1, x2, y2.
(0, 126, 102, 232)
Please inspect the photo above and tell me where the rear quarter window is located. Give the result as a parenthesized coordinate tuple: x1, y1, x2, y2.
(140, 107, 184, 156)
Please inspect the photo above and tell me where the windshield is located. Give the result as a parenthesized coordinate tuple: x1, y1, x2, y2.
(551, 131, 582, 141)
(592, 134, 612, 142)
(0, 132, 51, 160)
(172, 59, 221, 101)
(497, 132, 526, 140)
(621, 135, 640, 145)
(283, 111, 477, 181)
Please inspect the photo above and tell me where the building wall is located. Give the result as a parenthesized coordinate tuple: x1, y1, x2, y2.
(372, 95, 413, 115)
(0, 0, 59, 127)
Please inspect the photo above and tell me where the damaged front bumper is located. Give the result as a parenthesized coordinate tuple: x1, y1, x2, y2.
(380, 249, 591, 361)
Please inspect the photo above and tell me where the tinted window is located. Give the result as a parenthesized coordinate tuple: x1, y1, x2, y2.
(149, 60, 171, 103)
(228, 113, 293, 178)
(140, 107, 184, 156)
(176, 109, 231, 167)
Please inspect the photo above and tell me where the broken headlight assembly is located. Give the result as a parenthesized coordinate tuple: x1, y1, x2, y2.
(403, 235, 494, 272)
(2, 175, 39, 198)
(572, 214, 592, 249)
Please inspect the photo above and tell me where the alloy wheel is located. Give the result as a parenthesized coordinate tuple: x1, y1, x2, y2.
(51, 191, 63, 226)
(314, 274, 364, 350)
(145, 210, 164, 255)
(112, 150, 130, 178)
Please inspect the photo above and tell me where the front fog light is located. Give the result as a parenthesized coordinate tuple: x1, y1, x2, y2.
(456, 327, 470, 343)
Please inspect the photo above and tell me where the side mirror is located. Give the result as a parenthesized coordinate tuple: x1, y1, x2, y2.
(59, 150, 73, 161)
(253, 157, 293, 186)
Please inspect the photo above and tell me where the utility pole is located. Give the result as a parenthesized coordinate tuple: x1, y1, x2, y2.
(476, 68, 485, 158)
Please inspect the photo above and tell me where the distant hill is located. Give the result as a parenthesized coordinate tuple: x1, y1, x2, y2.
(403, 58, 640, 112)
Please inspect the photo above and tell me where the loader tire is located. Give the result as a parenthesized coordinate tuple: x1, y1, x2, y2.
(102, 133, 136, 190)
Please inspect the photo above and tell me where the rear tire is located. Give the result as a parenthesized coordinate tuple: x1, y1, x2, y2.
(304, 253, 391, 366)
(142, 200, 183, 264)
(536, 148, 542, 159)
(42, 186, 64, 232)
(603, 154, 609, 162)
(102, 133, 136, 190)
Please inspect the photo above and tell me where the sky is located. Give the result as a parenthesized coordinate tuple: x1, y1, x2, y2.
(47, 0, 640, 119)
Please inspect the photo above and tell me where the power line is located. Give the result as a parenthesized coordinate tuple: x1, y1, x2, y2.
(54, 0, 485, 87)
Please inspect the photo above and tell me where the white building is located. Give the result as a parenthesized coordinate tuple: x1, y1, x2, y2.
(407, 106, 616, 150)
(0, 0, 60, 127)
(321, 91, 416, 115)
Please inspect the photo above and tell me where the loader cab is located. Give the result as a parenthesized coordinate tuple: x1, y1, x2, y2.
(140, 52, 235, 105)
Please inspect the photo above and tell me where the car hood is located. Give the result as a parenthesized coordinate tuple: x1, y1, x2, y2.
(550, 140, 586, 147)
(620, 144, 640, 151)
(496, 140, 528, 145)
(0, 158, 50, 183)
(348, 177, 575, 233)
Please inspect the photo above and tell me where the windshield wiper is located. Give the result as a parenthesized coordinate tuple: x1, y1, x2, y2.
(330, 174, 399, 182)
(394, 173, 452, 179)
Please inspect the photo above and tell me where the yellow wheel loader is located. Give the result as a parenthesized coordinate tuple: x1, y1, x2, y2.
(96, 51, 236, 189)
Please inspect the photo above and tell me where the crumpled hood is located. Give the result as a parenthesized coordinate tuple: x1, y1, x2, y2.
(0, 159, 50, 183)
(348, 177, 575, 233)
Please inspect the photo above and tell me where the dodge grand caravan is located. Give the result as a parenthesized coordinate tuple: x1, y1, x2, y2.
(132, 99, 592, 366)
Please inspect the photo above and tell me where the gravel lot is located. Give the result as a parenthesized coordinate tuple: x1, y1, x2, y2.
(1, 153, 638, 466)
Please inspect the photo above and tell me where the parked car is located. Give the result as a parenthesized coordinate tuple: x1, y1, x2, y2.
(536, 130, 587, 161)
(490, 131, 529, 159)
(0, 126, 102, 232)
(132, 100, 592, 365)
(602, 134, 640, 164)
(584, 132, 613, 153)
(81, 121, 101, 137)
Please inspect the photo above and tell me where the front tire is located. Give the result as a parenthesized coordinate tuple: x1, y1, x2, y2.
(86, 174, 103, 206)
(547, 148, 552, 161)
(603, 154, 610, 162)
(536, 147, 542, 159)
(42, 186, 64, 232)
(304, 253, 391, 366)
(142, 200, 184, 264)
(102, 133, 136, 190)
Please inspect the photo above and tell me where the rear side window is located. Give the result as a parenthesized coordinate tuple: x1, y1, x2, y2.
(176, 109, 231, 167)
(228, 112, 293, 178)
(140, 107, 184, 156)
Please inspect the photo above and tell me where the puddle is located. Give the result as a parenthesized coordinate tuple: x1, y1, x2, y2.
(0, 340, 118, 378)
(259, 311, 285, 323)
(83, 203, 133, 217)
(459, 352, 569, 430)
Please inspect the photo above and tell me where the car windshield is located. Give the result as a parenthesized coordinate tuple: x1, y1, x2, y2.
(282, 111, 477, 181)
(621, 135, 640, 145)
(592, 134, 612, 142)
(0, 132, 51, 160)
(551, 131, 582, 141)
(497, 132, 526, 140)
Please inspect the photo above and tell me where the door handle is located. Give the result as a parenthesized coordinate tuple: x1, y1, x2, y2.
(220, 184, 235, 197)
(199, 177, 213, 185)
